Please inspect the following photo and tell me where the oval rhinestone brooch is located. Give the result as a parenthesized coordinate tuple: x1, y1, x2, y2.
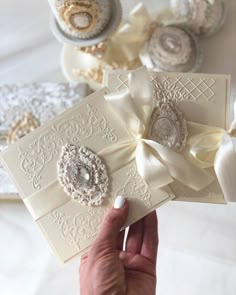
(148, 103, 188, 152)
(58, 144, 109, 206)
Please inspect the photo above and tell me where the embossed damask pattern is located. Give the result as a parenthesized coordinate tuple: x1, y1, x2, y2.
(51, 206, 108, 250)
(18, 104, 118, 190)
(50, 164, 152, 251)
(116, 164, 152, 207)
(49, 165, 152, 251)
(48, 164, 153, 252)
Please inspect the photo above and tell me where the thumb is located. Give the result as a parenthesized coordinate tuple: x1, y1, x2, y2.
(94, 196, 128, 249)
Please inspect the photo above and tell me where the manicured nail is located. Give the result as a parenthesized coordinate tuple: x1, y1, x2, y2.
(119, 251, 126, 261)
(114, 196, 125, 209)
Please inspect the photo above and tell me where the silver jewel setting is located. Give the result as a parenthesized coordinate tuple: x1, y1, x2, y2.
(58, 144, 109, 206)
(148, 103, 188, 152)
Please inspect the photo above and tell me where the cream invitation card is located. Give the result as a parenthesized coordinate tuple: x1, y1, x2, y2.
(1, 67, 234, 262)
(0, 86, 174, 262)
(104, 70, 231, 204)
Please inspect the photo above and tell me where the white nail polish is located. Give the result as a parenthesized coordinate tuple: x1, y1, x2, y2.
(114, 196, 125, 209)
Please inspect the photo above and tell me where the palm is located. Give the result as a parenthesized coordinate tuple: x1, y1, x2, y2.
(80, 207, 158, 295)
(124, 256, 156, 295)
(117, 212, 158, 295)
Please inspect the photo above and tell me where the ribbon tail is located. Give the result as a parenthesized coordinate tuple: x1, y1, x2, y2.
(229, 98, 236, 136)
(214, 133, 236, 202)
(135, 141, 173, 189)
(143, 139, 215, 191)
(112, 3, 151, 62)
(99, 140, 136, 174)
(189, 133, 224, 169)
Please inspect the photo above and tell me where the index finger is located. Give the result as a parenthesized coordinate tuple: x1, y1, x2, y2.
(140, 211, 158, 264)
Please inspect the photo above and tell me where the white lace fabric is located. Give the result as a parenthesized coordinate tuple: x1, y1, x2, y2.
(0, 82, 89, 197)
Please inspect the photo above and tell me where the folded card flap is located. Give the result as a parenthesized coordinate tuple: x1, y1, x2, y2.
(103, 71, 231, 129)
(0, 88, 133, 199)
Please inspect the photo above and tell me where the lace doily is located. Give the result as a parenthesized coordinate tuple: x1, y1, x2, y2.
(58, 144, 109, 206)
(170, 0, 226, 36)
(51, 0, 111, 39)
(0, 82, 89, 196)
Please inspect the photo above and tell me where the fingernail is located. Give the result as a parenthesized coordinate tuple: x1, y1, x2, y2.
(114, 196, 125, 209)
(119, 251, 126, 260)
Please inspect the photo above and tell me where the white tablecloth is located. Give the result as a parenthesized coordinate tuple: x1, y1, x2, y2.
(0, 1, 236, 295)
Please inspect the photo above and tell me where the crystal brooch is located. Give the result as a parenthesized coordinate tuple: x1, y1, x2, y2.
(58, 144, 109, 206)
(148, 104, 188, 151)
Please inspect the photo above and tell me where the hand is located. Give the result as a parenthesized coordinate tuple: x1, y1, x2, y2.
(79, 196, 158, 295)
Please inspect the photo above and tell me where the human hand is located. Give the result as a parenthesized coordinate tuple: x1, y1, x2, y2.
(79, 196, 158, 295)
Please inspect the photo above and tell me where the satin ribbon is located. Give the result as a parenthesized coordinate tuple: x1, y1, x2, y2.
(229, 98, 236, 136)
(23, 67, 236, 221)
(187, 122, 236, 202)
(103, 67, 236, 202)
(112, 3, 151, 62)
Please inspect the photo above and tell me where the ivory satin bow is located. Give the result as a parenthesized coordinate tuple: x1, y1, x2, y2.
(111, 3, 151, 63)
(101, 67, 236, 202)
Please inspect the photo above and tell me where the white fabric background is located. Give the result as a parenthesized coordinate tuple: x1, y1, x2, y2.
(0, 1, 236, 294)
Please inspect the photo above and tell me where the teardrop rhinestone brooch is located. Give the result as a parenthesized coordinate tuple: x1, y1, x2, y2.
(58, 144, 109, 206)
